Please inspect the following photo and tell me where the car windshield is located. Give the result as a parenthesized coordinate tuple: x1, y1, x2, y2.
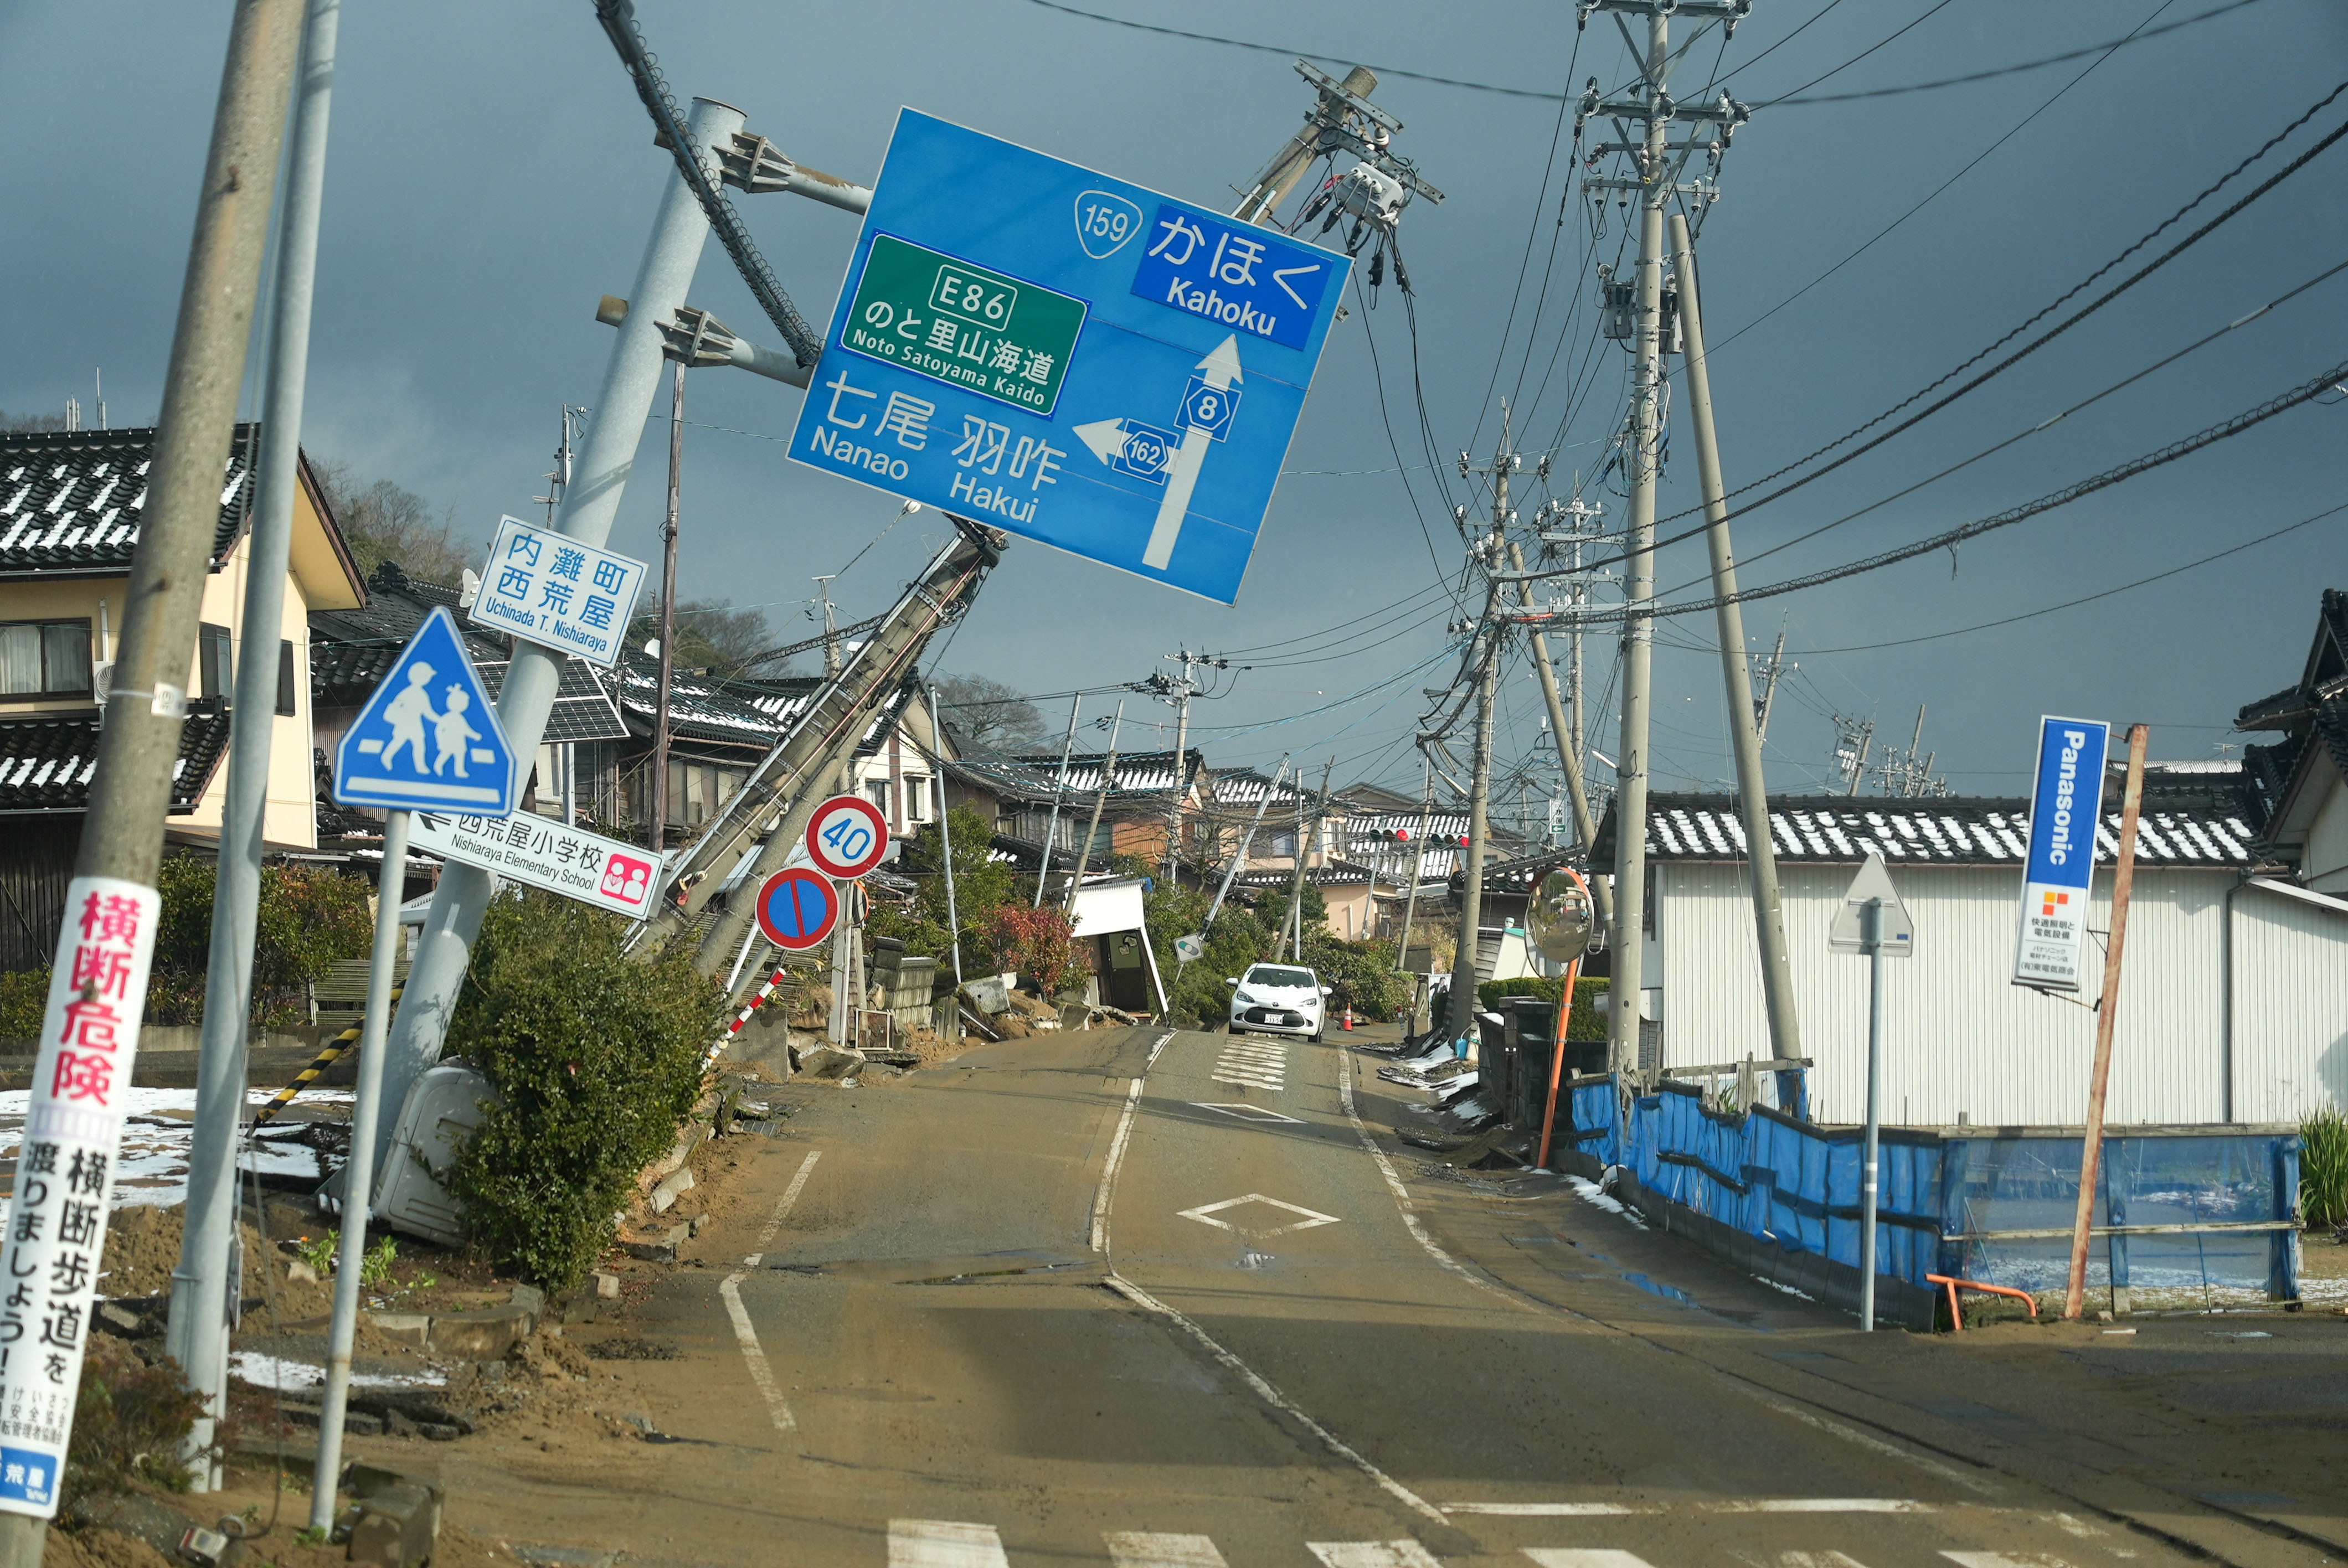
(1247, 966, 1316, 989)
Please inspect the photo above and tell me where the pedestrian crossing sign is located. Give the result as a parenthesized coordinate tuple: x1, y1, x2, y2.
(332, 606, 516, 814)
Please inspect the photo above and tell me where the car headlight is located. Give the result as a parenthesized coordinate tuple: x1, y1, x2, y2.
(1234, 989, 1258, 1005)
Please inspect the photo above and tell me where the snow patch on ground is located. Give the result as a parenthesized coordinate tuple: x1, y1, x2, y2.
(230, 1351, 445, 1391)
(1566, 1174, 1648, 1227)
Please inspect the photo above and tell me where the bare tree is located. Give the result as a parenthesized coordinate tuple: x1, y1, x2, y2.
(0, 410, 69, 433)
(933, 673, 1048, 755)
(628, 598, 775, 679)
(311, 459, 478, 584)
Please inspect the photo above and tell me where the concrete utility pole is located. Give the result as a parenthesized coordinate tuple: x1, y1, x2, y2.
(1067, 702, 1124, 910)
(1507, 540, 1614, 938)
(0, 3, 303, 1561)
(1394, 761, 1434, 973)
(1579, 0, 1752, 1070)
(1232, 65, 1379, 224)
(1670, 212, 1801, 1067)
(650, 360, 684, 852)
(371, 96, 743, 1178)
(1034, 693, 1082, 906)
(172, 0, 337, 1490)
(1284, 776, 1310, 961)
(1753, 624, 1790, 746)
(1452, 597, 1502, 1028)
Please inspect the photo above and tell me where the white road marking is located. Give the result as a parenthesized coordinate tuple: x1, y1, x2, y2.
(1738, 1390, 1996, 1495)
(1191, 1102, 1306, 1123)
(1147, 1029, 1176, 1066)
(719, 1147, 822, 1435)
(1522, 1553, 1655, 1568)
(1091, 1078, 1145, 1253)
(718, 1273, 795, 1433)
(1780, 1554, 1873, 1568)
(1943, 1556, 2075, 1568)
(1178, 1192, 1341, 1237)
(1105, 1274, 1449, 1526)
(1309, 1543, 1444, 1568)
(1444, 1503, 1642, 1516)
(1443, 1499, 1927, 1517)
(1105, 1532, 1229, 1567)
(1212, 1039, 1288, 1093)
(1335, 1046, 1518, 1306)
(888, 1520, 1010, 1567)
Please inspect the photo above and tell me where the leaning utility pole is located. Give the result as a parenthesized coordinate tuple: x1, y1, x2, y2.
(1508, 540, 1614, 938)
(1578, 0, 1752, 1071)
(650, 360, 684, 852)
(0, 3, 303, 1562)
(1393, 762, 1434, 973)
(1033, 693, 1082, 906)
(1232, 65, 1379, 223)
(1671, 212, 1801, 1067)
(1066, 702, 1124, 910)
(1452, 600, 1502, 1017)
(173, 0, 338, 1492)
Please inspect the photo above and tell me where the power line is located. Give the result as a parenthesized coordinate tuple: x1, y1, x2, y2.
(1747, 0, 1958, 105)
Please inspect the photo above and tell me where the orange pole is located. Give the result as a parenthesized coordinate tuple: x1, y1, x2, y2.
(1536, 957, 1584, 1169)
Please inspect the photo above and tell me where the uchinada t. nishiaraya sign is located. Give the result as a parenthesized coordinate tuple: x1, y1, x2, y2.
(2012, 715, 2111, 992)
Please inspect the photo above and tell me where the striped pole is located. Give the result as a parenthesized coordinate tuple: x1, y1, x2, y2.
(251, 984, 398, 1127)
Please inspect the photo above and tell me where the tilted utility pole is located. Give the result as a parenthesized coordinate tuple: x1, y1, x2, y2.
(1508, 540, 1614, 938)
(650, 359, 684, 852)
(0, 3, 303, 1562)
(1671, 212, 1801, 1068)
(1067, 702, 1124, 910)
(1033, 693, 1082, 906)
(173, 0, 338, 1492)
(1232, 65, 1380, 223)
(1753, 624, 1790, 746)
(1578, 0, 1752, 1071)
(1394, 761, 1434, 974)
(1451, 598, 1502, 1020)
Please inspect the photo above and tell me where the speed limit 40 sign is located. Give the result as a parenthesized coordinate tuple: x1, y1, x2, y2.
(806, 794, 890, 879)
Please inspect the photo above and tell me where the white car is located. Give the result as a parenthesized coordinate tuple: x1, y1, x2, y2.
(1226, 963, 1333, 1041)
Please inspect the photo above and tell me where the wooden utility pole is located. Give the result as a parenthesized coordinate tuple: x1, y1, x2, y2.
(2065, 724, 2149, 1320)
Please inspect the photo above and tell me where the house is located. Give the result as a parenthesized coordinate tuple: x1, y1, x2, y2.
(2239, 587, 2348, 894)
(0, 425, 365, 969)
(949, 746, 1207, 871)
(1588, 761, 2348, 1125)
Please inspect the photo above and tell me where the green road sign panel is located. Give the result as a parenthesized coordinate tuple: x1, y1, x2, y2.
(839, 234, 1087, 416)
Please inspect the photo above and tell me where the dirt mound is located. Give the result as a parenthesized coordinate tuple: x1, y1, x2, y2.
(47, 1527, 173, 1568)
(102, 1204, 344, 1329)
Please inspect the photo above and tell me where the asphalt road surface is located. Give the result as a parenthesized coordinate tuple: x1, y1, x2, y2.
(456, 1025, 2346, 1567)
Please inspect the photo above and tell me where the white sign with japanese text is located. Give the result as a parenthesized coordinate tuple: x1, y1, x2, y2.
(410, 810, 662, 921)
(0, 877, 162, 1518)
(471, 515, 648, 668)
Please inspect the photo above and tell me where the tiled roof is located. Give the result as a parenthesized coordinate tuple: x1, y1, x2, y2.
(605, 648, 778, 751)
(0, 426, 256, 576)
(311, 563, 627, 742)
(985, 832, 1114, 874)
(1209, 768, 1308, 806)
(1234, 859, 1379, 888)
(0, 709, 230, 814)
(959, 747, 1203, 804)
(1592, 791, 2258, 869)
(1463, 844, 1592, 896)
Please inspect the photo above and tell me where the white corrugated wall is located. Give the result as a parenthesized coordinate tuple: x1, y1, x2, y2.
(1657, 863, 2234, 1126)
(2229, 883, 2348, 1122)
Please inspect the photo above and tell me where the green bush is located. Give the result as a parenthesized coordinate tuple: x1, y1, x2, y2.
(863, 804, 1018, 984)
(0, 967, 47, 1038)
(145, 853, 373, 1027)
(442, 889, 727, 1290)
(2304, 1107, 2348, 1230)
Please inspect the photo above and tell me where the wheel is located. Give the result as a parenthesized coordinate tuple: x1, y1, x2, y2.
(1310, 1030, 1325, 1044)
(1228, 1021, 1244, 1034)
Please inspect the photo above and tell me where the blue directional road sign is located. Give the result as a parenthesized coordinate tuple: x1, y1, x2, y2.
(788, 110, 1352, 606)
(333, 606, 516, 814)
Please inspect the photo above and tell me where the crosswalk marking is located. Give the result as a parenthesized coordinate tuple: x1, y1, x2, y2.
(1307, 1544, 1444, 1568)
(1444, 1503, 1640, 1516)
(1105, 1533, 1228, 1567)
(1445, 1499, 1927, 1517)
(1522, 1552, 1655, 1568)
(1944, 1556, 2076, 1568)
(1781, 1554, 1872, 1568)
(888, 1520, 1009, 1568)
(1212, 1040, 1288, 1093)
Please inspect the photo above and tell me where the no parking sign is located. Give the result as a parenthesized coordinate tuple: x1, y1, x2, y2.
(755, 868, 840, 951)
(805, 795, 890, 879)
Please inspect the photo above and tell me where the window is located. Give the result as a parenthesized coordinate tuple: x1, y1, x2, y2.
(0, 621, 94, 699)
(198, 623, 233, 702)
(275, 640, 297, 716)
(867, 779, 892, 823)
(904, 775, 931, 822)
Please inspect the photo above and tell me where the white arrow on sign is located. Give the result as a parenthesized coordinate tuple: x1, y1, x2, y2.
(1071, 336, 1244, 574)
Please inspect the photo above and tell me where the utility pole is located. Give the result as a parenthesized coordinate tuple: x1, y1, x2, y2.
(1394, 761, 1434, 974)
(2066, 725, 2149, 1321)
(1232, 65, 1380, 223)
(1033, 694, 1082, 906)
(1671, 211, 1801, 1069)
(1155, 649, 1221, 884)
(1753, 623, 1790, 746)
(813, 574, 842, 678)
(1283, 773, 1310, 962)
(174, 0, 338, 1492)
(650, 360, 683, 852)
(1578, 0, 1752, 1072)
(0, 3, 303, 1562)
(1508, 539, 1614, 937)
(1067, 702, 1124, 909)
(1453, 601, 1501, 1024)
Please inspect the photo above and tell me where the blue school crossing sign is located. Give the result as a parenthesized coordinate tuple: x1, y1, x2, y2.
(333, 606, 516, 814)
(787, 110, 1352, 606)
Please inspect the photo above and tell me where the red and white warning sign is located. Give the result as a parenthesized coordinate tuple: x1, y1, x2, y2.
(805, 793, 890, 880)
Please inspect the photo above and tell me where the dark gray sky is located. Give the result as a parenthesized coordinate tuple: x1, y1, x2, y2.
(5, 0, 2344, 817)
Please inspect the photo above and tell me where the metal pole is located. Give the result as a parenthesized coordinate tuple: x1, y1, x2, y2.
(171, 0, 336, 1489)
(1670, 213, 1802, 1070)
(1194, 756, 1289, 945)
(0, 7, 302, 1557)
(370, 97, 742, 1177)
(2066, 725, 2149, 1319)
(308, 808, 409, 1528)
(1394, 761, 1432, 974)
(1034, 694, 1082, 906)
(1861, 896, 1884, 1331)
(1508, 541, 1614, 937)
(650, 359, 683, 852)
(1284, 780, 1309, 962)
(931, 688, 964, 991)
(1451, 585, 1501, 1044)
(828, 882, 854, 1046)
(1607, 7, 1669, 1074)
(1067, 703, 1125, 910)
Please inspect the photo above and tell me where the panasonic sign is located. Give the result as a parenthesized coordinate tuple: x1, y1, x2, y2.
(2012, 714, 2112, 992)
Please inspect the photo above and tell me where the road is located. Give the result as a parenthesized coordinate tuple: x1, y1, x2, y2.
(430, 1025, 2346, 1567)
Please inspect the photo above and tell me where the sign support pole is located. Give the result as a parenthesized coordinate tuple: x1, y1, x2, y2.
(2065, 724, 2149, 1320)
(1861, 896, 1884, 1331)
(308, 807, 410, 1529)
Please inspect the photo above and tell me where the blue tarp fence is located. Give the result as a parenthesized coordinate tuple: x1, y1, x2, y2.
(1555, 1074, 2301, 1326)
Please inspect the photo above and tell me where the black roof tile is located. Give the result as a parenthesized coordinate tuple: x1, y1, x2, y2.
(0, 426, 256, 577)
(0, 709, 229, 814)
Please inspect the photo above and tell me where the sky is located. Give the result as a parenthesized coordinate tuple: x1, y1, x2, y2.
(4, 0, 2344, 828)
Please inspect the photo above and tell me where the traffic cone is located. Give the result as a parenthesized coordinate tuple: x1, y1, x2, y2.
(1343, 1006, 1353, 1031)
